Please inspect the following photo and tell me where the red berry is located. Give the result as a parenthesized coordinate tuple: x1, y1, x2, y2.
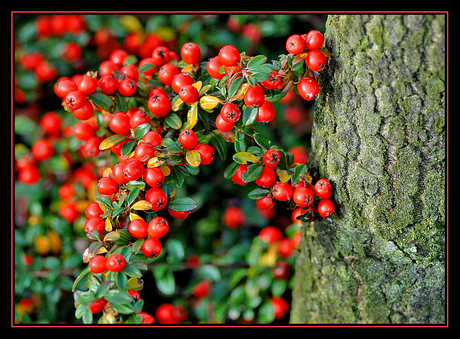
(158, 64, 180, 86)
(151, 46, 170, 66)
(305, 49, 327, 72)
(77, 74, 98, 95)
(218, 45, 240, 66)
(255, 166, 277, 188)
(98, 75, 118, 95)
(314, 178, 333, 199)
(123, 158, 144, 182)
(118, 78, 137, 96)
(89, 255, 107, 274)
(206, 56, 224, 80)
(65, 90, 87, 110)
(56, 79, 78, 98)
(286, 34, 306, 55)
(147, 217, 169, 238)
(144, 167, 165, 189)
(134, 142, 156, 164)
(278, 237, 294, 258)
(145, 187, 167, 211)
(272, 182, 293, 201)
(74, 121, 95, 141)
(112, 162, 128, 184)
(222, 206, 245, 229)
(110, 49, 129, 66)
(244, 85, 265, 108)
(263, 149, 281, 168)
(192, 281, 211, 298)
(272, 260, 292, 280)
(303, 30, 324, 50)
(148, 92, 170, 118)
(121, 64, 139, 82)
(39, 111, 62, 136)
(72, 100, 94, 120)
(178, 129, 199, 150)
(128, 219, 148, 239)
(106, 254, 126, 272)
(256, 100, 276, 123)
(181, 42, 201, 65)
(259, 226, 282, 243)
(179, 85, 199, 104)
(293, 186, 315, 208)
(89, 298, 106, 314)
(31, 139, 54, 161)
(220, 103, 241, 123)
(139, 57, 158, 76)
(155, 303, 178, 324)
(297, 77, 320, 101)
(130, 110, 151, 130)
(270, 296, 289, 319)
(143, 131, 162, 147)
(139, 312, 155, 324)
(194, 144, 214, 165)
(142, 237, 162, 258)
(261, 70, 282, 90)
(215, 113, 235, 133)
(317, 199, 335, 218)
(97, 177, 119, 195)
(109, 112, 131, 135)
(231, 164, 248, 186)
(168, 209, 191, 220)
(85, 202, 103, 219)
(256, 195, 276, 210)
(84, 217, 105, 238)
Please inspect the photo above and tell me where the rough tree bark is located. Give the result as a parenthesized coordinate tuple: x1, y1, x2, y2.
(290, 15, 446, 324)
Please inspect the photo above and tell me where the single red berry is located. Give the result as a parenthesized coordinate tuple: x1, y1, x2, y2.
(255, 166, 277, 188)
(139, 312, 155, 324)
(99, 60, 119, 77)
(314, 178, 333, 199)
(218, 45, 240, 66)
(128, 289, 141, 301)
(118, 78, 137, 96)
(112, 162, 129, 184)
(40, 111, 62, 136)
(305, 49, 327, 72)
(89, 298, 106, 314)
(178, 129, 199, 150)
(261, 70, 282, 90)
(143, 130, 162, 147)
(130, 110, 151, 130)
(148, 217, 169, 239)
(220, 103, 241, 123)
(148, 93, 170, 118)
(128, 219, 148, 239)
(85, 202, 103, 219)
(134, 142, 156, 163)
(303, 30, 324, 50)
(206, 56, 224, 80)
(278, 237, 294, 258)
(194, 144, 214, 165)
(292, 230, 302, 248)
(272, 182, 293, 201)
(106, 253, 126, 272)
(231, 164, 248, 186)
(109, 112, 131, 135)
(256, 100, 276, 123)
(151, 46, 170, 66)
(259, 226, 282, 243)
(121, 64, 139, 82)
(72, 100, 94, 120)
(256, 195, 276, 210)
(110, 49, 129, 66)
(56, 79, 78, 98)
(155, 303, 179, 324)
(98, 75, 118, 95)
(222, 206, 246, 229)
(144, 167, 165, 189)
(270, 296, 289, 319)
(74, 121, 96, 141)
(297, 77, 320, 101)
(84, 217, 105, 238)
(293, 186, 315, 208)
(317, 199, 335, 218)
(192, 281, 211, 299)
(215, 113, 235, 133)
(31, 139, 54, 161)
(145, 187, 167, 211)
(97, 177, 119, 195)
(89, 255, 107, 274)
(65, 90, 87, 110)
(158, 64, 180, 86)
(139, 57, 159, 76)
(18, 165, 40, 185)
(286, 34, 306, 55)
(263, 149, 281, 168)
(82, 136, 101, 157)
(142, 237, 162, 258)
(272, 260, 292, 280)
(244, 85, 265, 108)
(77, 74, 98, 95)
(179, 85, 199, 104)
(168, 209, 191, 220)
(123, 158, 144, 182)
(181, 42, 201, 65)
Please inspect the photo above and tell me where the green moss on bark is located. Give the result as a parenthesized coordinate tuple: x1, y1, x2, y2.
(290, 15, 445, 324)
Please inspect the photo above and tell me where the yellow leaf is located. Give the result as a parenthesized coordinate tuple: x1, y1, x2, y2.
(103, 167, 112, 178)
(128, 277, 144, 291)
(186, 150, 201, 167)
(181, 64, 194, 73)
(129, 212, 145, 222)
(192, 81, 202, 93)
(187, 102, 198, 128)
(172, 97, 184, 112)
(120, 15, 143, 32)
(99, 134, 127, 150)
(105, 218, 113, 232)
(233, 152, 260, 164)
(235, 83, 250, 101)
(147, 156, 165, 168)
(213, 129, 235, 143)
(199, 95, 221, 110)
(199, 84, 212, 96)
(276, 169, 292, 183)
(131, 200, 152, 211)
(159, 165, 171, 176)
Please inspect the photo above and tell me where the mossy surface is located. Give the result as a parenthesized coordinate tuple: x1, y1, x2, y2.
(290, 15, 445, 324)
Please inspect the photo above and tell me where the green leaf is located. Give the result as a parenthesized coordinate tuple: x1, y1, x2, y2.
(167, 197, 198, 212)
(164, 112, 183, 129)
(134, 123, 151, 140)
(104, 288, 133, 305)
(139, 63, 155, 73)
(89, 92, 113, 111)
(253, 133, 271, 150)
(212, 132, 227, 161)
(72, 267, 90, 292)
(258, 300, 275, 324)
(99, 134, 127, 150)
(15, 115, 37, 135)
(166, 239, 185, 264)
(242, 163, 263, 183)
(228, 76, 244, 99)
(116, 271, 128, 290)
(247, 55, 267, 68)
(271, 279, 287, 297)
(123, 263, 143, 278)
(121, 140, 136, 157)
(127, 187, 140, 205)
(242, 106, 258, 126)
(114, 93, 128, 113)
(196, 265, 221, 282)
(291, 163, 307, 185)
(247, 188, 270, 200)
(152, 263, 175, 295)
(224, 161, 239, 179)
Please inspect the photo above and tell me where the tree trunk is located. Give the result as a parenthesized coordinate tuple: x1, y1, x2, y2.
(290, 14, 446, 324)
